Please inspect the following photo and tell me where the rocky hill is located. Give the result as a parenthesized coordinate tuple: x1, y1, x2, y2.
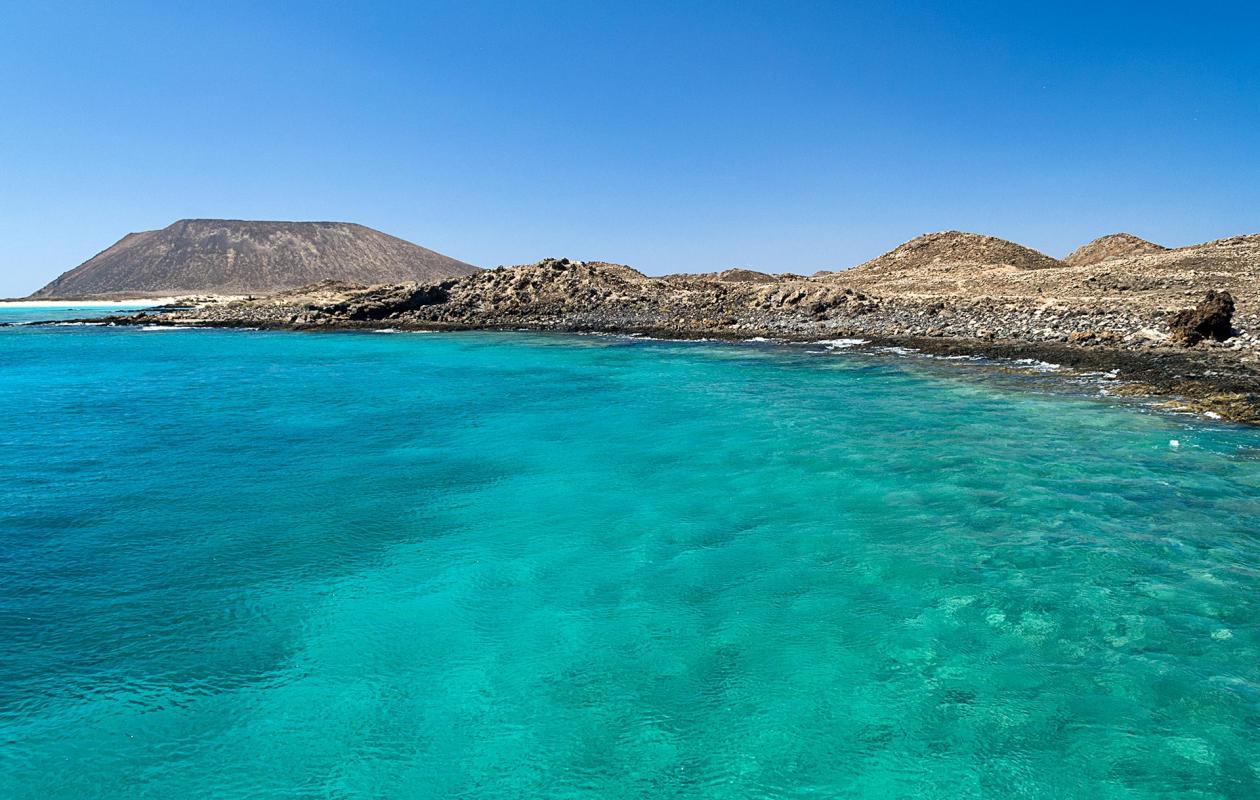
(1064, 233, 1167, 267)
(825, 231, 1064, 297)
(31, 219, 478, 299)
(847, 231, 1064, 274)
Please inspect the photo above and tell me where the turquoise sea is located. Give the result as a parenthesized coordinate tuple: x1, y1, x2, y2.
(0, 303, 154, 324)
(3, 309, 1260, 798)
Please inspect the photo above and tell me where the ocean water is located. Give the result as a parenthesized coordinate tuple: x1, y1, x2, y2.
(0, 302, 158, 324)
(2, 319, 1260, 799)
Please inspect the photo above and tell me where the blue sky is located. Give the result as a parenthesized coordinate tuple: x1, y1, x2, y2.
(1, 1, 1258, 295)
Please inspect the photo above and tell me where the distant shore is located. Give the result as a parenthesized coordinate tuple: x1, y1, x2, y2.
(0, 298, 181, 307)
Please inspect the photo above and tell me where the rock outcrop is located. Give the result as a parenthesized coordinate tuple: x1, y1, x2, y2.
(1169, 290, 1235, 345)
(32, 219, 479, 299)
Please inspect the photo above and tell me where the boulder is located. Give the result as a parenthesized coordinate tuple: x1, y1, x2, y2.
(1168, 290, 1235, 345)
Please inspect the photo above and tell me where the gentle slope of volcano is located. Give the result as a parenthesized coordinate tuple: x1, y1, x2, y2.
(31, 219, 479, 298)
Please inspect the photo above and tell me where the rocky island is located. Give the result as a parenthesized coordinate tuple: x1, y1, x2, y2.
(85, 229, 1260, 424)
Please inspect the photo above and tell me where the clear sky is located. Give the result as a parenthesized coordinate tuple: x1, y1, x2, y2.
(1, 1, 1258, 295)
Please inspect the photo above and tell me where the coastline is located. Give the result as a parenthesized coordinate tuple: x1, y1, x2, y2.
(0, 298, 183, 308)
(84, 311, 1260, 426)
(33, 244, 1260, 425)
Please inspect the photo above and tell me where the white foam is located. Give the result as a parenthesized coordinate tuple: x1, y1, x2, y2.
(370, 328, 439, 335)
(139, 325, 197, 331)
(1012, 358, 1063, 373)
(813, 338, 869, 349)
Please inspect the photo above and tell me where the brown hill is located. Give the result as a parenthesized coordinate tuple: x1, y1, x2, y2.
(1077, 233, 1260, 296)
(32, 219, 479, 299)
(846, 231, 1063, 274)
(1189, 233, 1260, 251)
(713, 268, 781, 283)
(1064, 233, 1167, 267)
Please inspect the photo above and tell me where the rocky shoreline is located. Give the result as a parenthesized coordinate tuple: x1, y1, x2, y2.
(89, 313, 1260, 424)
(56, 230, 1260, 425)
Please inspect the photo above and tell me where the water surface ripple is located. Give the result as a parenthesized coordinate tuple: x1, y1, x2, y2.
(2, 321, 1259, 798)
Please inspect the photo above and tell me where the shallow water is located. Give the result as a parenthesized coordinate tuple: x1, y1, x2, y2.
(2, 321, 1259, 798)
(0, 302, 157, 324)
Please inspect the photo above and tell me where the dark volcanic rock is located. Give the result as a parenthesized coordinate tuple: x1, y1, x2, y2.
(1169, 290, 1235, 345)
(331, 282, 455, 321)
(32, 219, 479, 299)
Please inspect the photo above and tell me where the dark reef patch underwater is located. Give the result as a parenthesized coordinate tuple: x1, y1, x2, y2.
(3, 315, 1260, 798)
